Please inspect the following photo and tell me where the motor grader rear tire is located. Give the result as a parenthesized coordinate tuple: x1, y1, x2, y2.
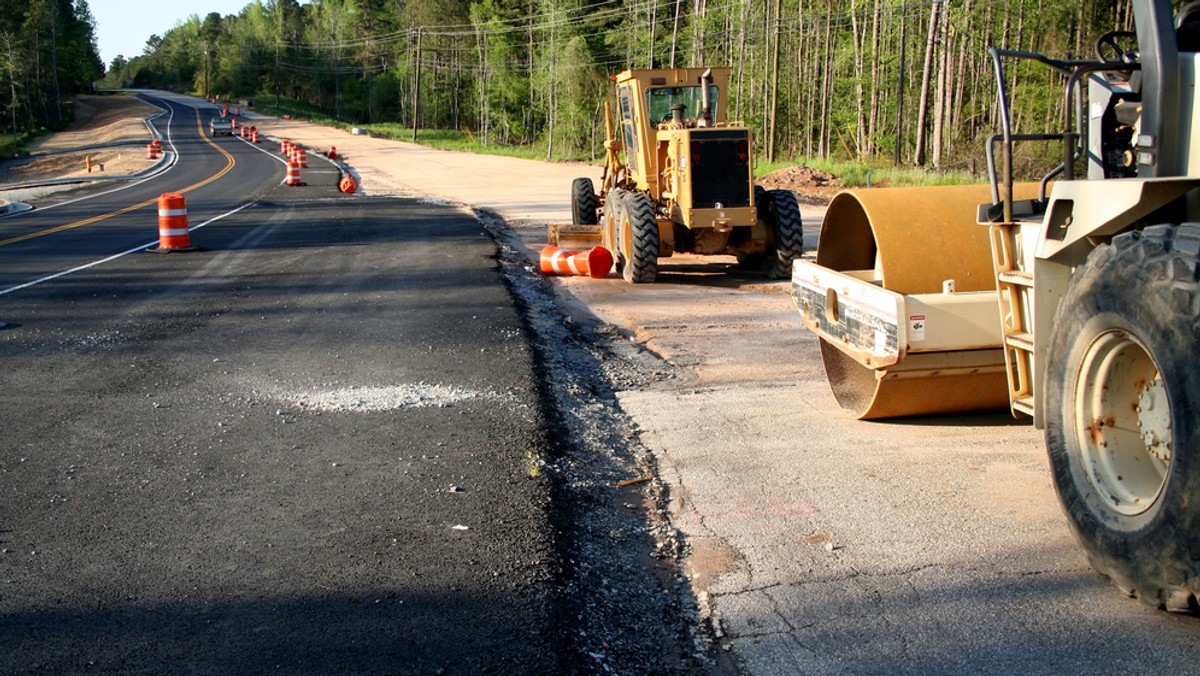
(618, 191, 658, 284)
(1045, 224, 1200, 613)
(571, 177, 598, 226)
(748, 189, 803, 279)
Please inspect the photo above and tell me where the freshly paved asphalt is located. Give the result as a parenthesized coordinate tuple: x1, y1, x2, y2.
(0, 98, 570, 673)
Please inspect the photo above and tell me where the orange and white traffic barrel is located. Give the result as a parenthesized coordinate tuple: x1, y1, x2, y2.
(285, 161, 302, 187)
(339, 176, 358, 194)
(296, 148, 307, 168)
(250, 129, 259, 143)
(151, 193, 196, 252)
(147, 142, 159, 159)
(280, 139, 290, 154)
(539, 245, 613, 278)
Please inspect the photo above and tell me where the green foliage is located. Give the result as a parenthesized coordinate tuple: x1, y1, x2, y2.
(804, 157, 978, 188)
(0, 0, 104, 141)
(101, 0, 1150, 182)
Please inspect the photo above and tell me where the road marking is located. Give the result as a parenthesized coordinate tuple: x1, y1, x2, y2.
(0, 202, 253, 297)
(0, 105, 236, 248)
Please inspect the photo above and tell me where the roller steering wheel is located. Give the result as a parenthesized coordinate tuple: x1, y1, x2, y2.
(1095, 30, 1138, 64)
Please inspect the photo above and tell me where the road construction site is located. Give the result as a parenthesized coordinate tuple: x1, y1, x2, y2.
(249, 110, 1200, 672)
(3, 93, 1198, 673)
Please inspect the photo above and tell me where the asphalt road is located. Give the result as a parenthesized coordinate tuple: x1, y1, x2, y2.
(0, 93, 283, 289)
(0, 100, 577, 673)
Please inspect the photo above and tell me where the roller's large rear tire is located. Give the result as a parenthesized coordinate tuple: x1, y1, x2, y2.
(571, 177, 598, 226)
(1045, 224, 1200, 612)
(619, 192, 658, 284)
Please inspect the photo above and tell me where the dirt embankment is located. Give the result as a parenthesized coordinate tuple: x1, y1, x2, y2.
(0, 94, 161, 185)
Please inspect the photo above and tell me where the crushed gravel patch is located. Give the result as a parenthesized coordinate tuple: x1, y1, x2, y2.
(475, 207, 725, 673)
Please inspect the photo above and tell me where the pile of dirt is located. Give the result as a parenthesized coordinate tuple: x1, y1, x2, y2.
(1, 94, 160, 185)
(757, 164, 842, 205)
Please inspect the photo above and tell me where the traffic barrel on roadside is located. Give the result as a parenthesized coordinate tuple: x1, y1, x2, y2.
(328, 147, 338, 160)
(285, 161, 303, 187)
(539, 245, 613, 278)
(296, 148, 308, 168)
(151, 193, 197, 252)
(280, 138, 291, 154)
(147, 142, 159, 159)
(250, 129, 259, 143)
(339, 175, 358, 194)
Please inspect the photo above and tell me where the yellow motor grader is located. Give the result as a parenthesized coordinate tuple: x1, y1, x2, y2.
(792, 0, 1200, 612)
(553, 67, 803, 283)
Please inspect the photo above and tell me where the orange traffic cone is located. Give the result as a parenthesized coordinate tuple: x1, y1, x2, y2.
(328, 147, 338, 160)
(150, 193, 197, 252)
(339, 176, 358, 194)
(285, 161, 303, 187)
(539, 245, 613, 278)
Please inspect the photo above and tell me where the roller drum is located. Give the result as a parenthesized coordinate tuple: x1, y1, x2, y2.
(815, 184, 1036, 419)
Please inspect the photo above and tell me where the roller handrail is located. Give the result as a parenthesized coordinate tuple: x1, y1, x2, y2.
(984, 47, 1138, 222)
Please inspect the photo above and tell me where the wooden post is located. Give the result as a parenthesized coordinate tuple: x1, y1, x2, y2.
(412, 28, 422, 143)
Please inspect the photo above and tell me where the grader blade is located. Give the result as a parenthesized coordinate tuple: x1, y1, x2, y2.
(547, 224, 603, 250)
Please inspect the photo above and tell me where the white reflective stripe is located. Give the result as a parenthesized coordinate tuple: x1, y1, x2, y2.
(550, 249, 583, 275)
(159, 228, 190, 236)
(158, 208, 188, 217)
(548, 249, 569, 273)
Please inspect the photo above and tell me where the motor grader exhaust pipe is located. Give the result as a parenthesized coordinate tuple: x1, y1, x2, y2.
(795, 184, 1035, 419)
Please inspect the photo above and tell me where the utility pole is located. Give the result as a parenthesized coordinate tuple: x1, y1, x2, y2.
(412, 28, 422, 143)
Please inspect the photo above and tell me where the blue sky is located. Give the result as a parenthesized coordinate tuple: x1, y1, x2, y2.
(90, 0, 258, 66)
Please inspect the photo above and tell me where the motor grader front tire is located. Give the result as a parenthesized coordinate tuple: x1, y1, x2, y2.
(615, 191, 658, 284)
(571, 177, 598, 226)
(1045, 224, 1200, 613)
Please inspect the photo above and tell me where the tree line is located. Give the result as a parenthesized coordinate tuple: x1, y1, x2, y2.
(2, 0, 104, 144)
(102, 0, 1142, 171)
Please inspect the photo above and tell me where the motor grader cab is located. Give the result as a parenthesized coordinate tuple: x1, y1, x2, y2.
(792, 0, 1200, 612)
(555, 67, 803, 283)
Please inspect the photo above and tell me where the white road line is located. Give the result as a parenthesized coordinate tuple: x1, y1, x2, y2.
(0, 202, 254, 298)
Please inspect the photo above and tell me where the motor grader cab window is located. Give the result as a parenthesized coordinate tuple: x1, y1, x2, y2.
(646, 85, 719, 124)
(618, 86, 638, 174)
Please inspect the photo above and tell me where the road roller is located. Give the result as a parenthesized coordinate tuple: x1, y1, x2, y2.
(793, 0, 1200, 613)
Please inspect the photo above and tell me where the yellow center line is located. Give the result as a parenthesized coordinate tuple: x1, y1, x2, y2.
(0, 106, 238, 248)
